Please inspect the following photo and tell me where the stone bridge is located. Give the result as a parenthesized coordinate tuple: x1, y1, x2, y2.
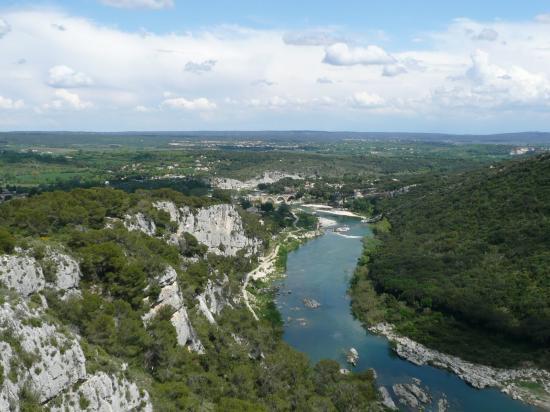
(247, 193, 296, 204)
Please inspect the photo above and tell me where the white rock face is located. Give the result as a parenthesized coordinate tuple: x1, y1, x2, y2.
(212, 171, 302, 190)
(0, 301, 87, 408)
(47, 251, 81, 294)
(50, 372, 153, 412)
(0, 249, 81, 298)
(124, 212, 157, 236)
(196, 275, 232, 324)
(0, 253, 45, 297)
(154, 201, 262, 257)
(143, 266, 204, 353)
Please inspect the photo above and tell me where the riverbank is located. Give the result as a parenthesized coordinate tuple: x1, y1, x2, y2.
(301, 203, 364, 218)
(242, 228, 321, 320)
(369, 323, 550, 410)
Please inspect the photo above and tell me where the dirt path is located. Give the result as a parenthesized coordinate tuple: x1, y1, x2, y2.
(242, 244, 280, 320)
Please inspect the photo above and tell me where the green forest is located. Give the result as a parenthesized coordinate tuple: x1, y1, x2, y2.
(352, 153, 550, 368)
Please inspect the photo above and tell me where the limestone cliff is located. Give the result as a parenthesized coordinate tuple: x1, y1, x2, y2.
(196, 275, 232, 325)
(153, 201, 262, 257)
(0, 249, 153, 411)
(143, 266, 205, 353)
(50, 372, 152, 412)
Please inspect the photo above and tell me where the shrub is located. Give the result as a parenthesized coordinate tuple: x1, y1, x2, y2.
(0, 227, 15, 254)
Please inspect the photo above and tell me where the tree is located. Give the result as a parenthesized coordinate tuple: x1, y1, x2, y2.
(0, 227, 15, 253)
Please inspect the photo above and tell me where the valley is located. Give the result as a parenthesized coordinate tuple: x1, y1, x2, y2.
(0, 132, 548, 411)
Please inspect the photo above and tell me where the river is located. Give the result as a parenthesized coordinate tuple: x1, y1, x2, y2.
(274, 213, 537, 412)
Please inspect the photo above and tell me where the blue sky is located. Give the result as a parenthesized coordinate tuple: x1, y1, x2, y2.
(1, 1, 550, 132)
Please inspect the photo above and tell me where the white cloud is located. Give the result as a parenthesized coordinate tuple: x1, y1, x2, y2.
(382, 64, 407, 77)
(100, 0, 174, 9)
(2, 8, 550, 130)
(535, 14, 550, 24)
(161, 96, 216, 110)
(48, 89, 92, 110)
(432, 50, 550, 109)
(0, 96, 24, 109)
(135, 105, 153, 112)
(48, 65, 93, 88)
(323, 43, 395, 66)
(472, 28, 499, 41)
(352, 92, 385, 108)
(252, 79, 276, 86)
(0, 18, 10, 38)
(317, 77, 333, 84)
(51, 23, 66, 31)
(283, 29, 344, 46)
(184, 59, 216, 74)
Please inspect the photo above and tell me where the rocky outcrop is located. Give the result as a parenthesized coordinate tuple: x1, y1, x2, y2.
(124, 212, 157, 236)
(0, 250, 153, 411)
(378, 386, 397, 410)
(196, 275, 232, 325)
(50, 372, 153, 412)
(154, 201, 261, 257)
(438, 396, 449, 412)
(303, 297, 321, 309)
(212, 171, 302, 190)
(0, 249, 81, 297)
(0, 252, 45, 297)
(346, 348, 359, 367)
(143, 266, 204, 353)
(371, 323, 550, 409)
(0, 300, 86, 408)
(45, 251, 81, 296)
(392, 382, 431, 409)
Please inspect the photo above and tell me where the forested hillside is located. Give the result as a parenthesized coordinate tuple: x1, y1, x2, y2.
(0, 188, 380, 411)
(352, 153, 550, 367)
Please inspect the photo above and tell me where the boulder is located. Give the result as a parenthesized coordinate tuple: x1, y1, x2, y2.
(303, 297, 321, 309)
(346, 347, 359, 366)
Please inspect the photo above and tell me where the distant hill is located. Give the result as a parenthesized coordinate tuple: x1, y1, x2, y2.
(1, 130, 550, 146)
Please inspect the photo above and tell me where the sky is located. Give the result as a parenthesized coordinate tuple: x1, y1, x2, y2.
(2, 1, 550, 133)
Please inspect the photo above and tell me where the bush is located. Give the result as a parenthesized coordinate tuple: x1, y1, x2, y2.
(0, 227, 15, 254)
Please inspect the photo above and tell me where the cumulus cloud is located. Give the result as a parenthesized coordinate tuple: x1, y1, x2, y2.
(48, 89, 92, 110)
(0, 18, 10, 38)
(161, 96, 216, 111)
(48, 65, 93, 88)
(3, 8, 550, 130)
(100, 0, 174, 9)
(317, 77, 333, 84)
(352, 91, 385, 108)
(0, 96, 24, 109)
(184, 59, 216, 74)
(472, 28, 499, 41)
(432, 49, 550, 109)
(283, 29, 344, 46)
(382, 64, 407, 77)
(323, 43, 395, 66)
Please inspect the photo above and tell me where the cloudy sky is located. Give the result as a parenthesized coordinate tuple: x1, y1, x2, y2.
(2, 0, 550, 132)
